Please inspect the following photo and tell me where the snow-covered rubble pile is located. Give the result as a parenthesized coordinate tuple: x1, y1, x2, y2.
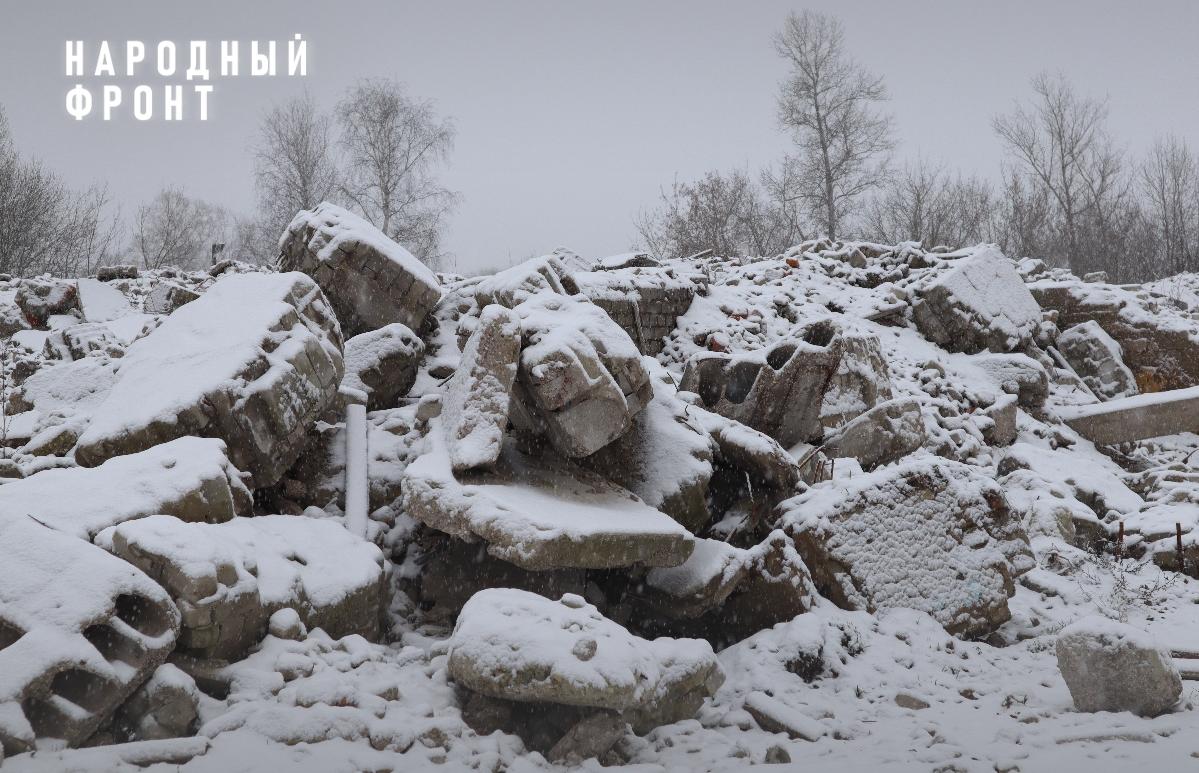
(4, 226, 1199, 769)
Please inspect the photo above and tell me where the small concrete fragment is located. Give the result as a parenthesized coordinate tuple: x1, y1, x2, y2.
(144, 281, 200, 315)
(1057, 320, 1138, 400)
(975, 353, 1049, 410)
(1056, 617, 1181, 717)
(679, 321, 842, 447)
(441, 305, 521, 472)
(110, 663, 200, 742)
(96, 265, 139, 281)
(341, 322, 424, 410)
(279, 202, 442, 336)
(42, 322, 124, 360)
(15, 277, 79, 328)
(823, 397, 926, 470)
(473, 254, 578, 309)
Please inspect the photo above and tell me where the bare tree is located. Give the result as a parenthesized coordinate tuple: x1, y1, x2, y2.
(0, 105, 122, 277)
(253, 92, 339, 236)
(1141, 135, 1198, 276)
(635, 169, 801, 259)
(134, 188, 209, 270)
(337, 78, 458, 266)
(865, 160, 998, 248)
(774, 10, 893, 240)
(993, 72, 1119, 274)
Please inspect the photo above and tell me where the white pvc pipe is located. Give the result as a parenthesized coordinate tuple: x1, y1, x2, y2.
(344, 402, 369, 538)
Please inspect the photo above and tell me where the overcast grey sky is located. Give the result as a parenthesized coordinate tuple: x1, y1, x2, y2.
(1, 0, 1197, 272)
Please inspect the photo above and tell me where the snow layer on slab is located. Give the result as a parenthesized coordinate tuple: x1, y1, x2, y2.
(97, 514, 384, 614)
(75, 278, 133, 323)
(0, 437, 249, 539)
(74, 271, 342, 486)
(8, 354, 116, 417)
(401, 419, 693, 570)
(447, 588, 720, 710)
(282, 203, 439, 291)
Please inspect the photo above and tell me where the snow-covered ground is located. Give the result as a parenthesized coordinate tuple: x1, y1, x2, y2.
(3, 238, 1199, 772)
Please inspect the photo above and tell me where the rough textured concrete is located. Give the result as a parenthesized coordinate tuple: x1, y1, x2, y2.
(74, 272, 343, 488)
(279, 202, 442, 336)
(679, 321, 842, 447)
(0, 515, 180, 755)
(1056, 617, 1181, 717)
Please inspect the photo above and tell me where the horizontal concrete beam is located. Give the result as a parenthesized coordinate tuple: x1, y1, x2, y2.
(1060, 386, 1199, 445)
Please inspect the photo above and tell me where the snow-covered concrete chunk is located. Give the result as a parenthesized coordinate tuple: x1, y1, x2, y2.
(1057, 320, 1138, 400)
(679, 321, 842, 447)
(782, 459, 1033, 638)
(448, 589, 722, 732)
(341, 322, 424, 410)
(511, 294, 653, 457)
(0, 437, 250, 540)
(279, 202, 442, 336)
(442, 305, 521, 472)
(1056, 617, 1181, 717)
(74, 272, 343, 488)
(0, 515, 180, 754)
(402, 427, 693, 571)
(98, 514, 386, 660)
(912, 248, 1042, 353)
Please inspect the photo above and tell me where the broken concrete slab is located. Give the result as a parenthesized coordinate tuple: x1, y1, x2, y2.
(441, 305, 521, 472)
(820, 330, 895, 430)
(0, 437, 251, 540)
(0, 515, 180, 754)
(447, 589, 722, 734)
(279, 202, 442, 337)
(144, 282, 199, 316)
(341, 323, 424, 411)
(97, 514, 387, 661)
(582, 365, 714, 533)
(679, 321, 842, 447)
(1057, 320, 1138, 400)
(15, 277, 79, 328)
(912, 248, 1043, 354)
(401, 425, 693, 571)
(823, 397, 926, 470)
(511, 293, 653, 457)
(74, 272, 343, 488)
(109, 663, 200, 742)
(574, 267, 698, 356)
(1060, 386, 1199, 445)
(473, 254, 578, 309)
(1032, 279, 1199, 392)
(782, 459, 1034, 638)
(974, 353, 1050, 410)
